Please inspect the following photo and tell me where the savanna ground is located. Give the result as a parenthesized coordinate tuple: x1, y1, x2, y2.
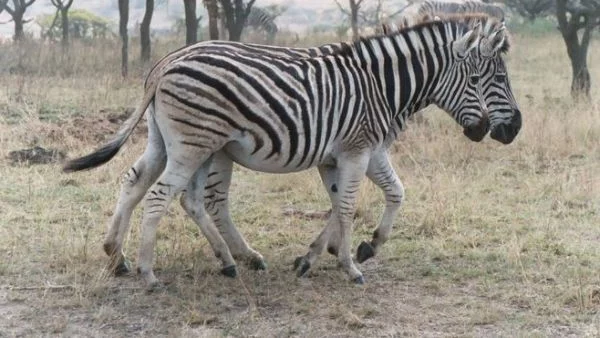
(0, 26, 599, 337)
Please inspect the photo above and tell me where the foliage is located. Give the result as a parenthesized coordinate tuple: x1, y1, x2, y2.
(38, 9, 114, 41)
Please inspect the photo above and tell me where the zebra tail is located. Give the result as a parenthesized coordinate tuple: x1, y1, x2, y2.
(62, 88, 156, 173)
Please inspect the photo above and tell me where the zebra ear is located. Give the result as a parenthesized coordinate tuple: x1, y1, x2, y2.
(453, 22, 482, 58)
(481, 27, 507, 57)
(490, 27, 507, 53)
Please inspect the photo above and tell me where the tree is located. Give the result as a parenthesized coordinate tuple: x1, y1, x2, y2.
(140, 0, 153, 63)
(556, 0, 600, 100)
(50, 0, 74, 50)
(183, 0, 197, 44)
(358, 0, 406, 28)
(334, 0, 364, 41)
(2, 0, 36, 42)
(39, 9, 114, 41)
(219, 0, 256, 41)
(119, 0, 129, 77)
(204, 0, 219, 40)
(500, 0, 553, 21)
(0, 0, 9, 15)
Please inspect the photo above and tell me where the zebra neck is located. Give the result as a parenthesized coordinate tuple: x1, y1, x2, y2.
(351, 30, 446, 131)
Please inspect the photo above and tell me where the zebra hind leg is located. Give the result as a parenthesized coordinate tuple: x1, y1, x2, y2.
(136, 154, 214, 290)
(180, 156, 239, 278)
(103, 111, 166, 276)
(204, 152, 267, 270)
(356, 150, 404, 263)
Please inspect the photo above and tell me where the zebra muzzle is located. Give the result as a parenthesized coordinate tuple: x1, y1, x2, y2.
(463, 116, 490, 142)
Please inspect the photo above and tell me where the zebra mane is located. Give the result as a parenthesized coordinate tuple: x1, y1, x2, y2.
(365, 13, 510, 55)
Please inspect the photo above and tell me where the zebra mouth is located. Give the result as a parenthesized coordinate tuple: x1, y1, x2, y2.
(490, 109, 522, 145)
(463, 118, 490, 142)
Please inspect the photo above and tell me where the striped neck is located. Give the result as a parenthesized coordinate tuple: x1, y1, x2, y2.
(350, 21, 458, 121)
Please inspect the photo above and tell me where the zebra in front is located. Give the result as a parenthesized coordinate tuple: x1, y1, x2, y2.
(64, 15, 515, 288)
(135, 12, 520, 278)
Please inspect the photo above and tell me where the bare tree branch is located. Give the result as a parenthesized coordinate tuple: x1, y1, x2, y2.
(334, 0, 350, 15)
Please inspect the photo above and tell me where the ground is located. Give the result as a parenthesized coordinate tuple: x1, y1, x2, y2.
(0, 32, 599, 337)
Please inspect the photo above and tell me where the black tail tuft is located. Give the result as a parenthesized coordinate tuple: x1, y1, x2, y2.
(62, 138, 124, 173)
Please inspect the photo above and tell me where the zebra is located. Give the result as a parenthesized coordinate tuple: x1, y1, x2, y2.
(218, 6, 279, 44)
(244, 6, 279, 44)
(134, 11, 520, 278)
(64, 15, 518, 288)
(394, 0, 506, 30)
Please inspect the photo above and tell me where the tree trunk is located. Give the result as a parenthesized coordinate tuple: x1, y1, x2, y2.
(140, 0, 153, 63)
(228, 23, 243, 41)
(570, 54, 591, 99)
(13, 11, 24, 41)
(184, 0, 197, 45)
(220, 0, 255, 42)
(119, 0, 129, 77)
(349, 0, 359, 41)
(206, 0, 219, 40)
(60, 8, 69, 50)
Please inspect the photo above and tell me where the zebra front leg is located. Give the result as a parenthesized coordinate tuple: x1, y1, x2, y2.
(181, 159, 237, 278)
(356, 150, 404, 263)
(297, 152, 370, 284)
(204, 152, 267, 270)
(103, 112, 166, 276)
(294, 164, 340, 276)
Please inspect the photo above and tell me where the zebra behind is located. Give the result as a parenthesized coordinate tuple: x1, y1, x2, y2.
(64, 16, 513, 288)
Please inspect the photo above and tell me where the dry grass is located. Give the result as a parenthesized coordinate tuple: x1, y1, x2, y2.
(0, 32, 599, 337)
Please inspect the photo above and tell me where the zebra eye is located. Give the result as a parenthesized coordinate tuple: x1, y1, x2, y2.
(469, 75, 480, 86)
(495, 74, 506, 82)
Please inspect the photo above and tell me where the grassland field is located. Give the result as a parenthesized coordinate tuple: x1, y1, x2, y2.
(0, 29, 599, 337)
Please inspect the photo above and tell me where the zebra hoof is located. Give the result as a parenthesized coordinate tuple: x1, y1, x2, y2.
(293, 256, 311, 277)
(146, 281, 166, 293)
(113, 259, 131, 276)
(356, 241, 375, 264)
(352, 275, 366, 285)
(249, 257, 267, 271)
(221, 265, 238, 278)
(327, 245, 338, 256)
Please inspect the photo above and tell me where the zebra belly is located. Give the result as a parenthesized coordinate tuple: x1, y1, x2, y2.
(223, 139, 334, 173)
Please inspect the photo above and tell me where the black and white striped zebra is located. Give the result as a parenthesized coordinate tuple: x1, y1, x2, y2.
(245, 6, 279, 44)
(64, 15, 519, 288)
(392, 0, 506, 30)
(218, 6, 279, 44)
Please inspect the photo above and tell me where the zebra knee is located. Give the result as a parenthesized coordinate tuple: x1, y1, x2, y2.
(386, 179, 405, 207)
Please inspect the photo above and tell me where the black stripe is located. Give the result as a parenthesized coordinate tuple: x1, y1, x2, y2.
(169, 116, 228, 137)
(164, 66, 282, 158)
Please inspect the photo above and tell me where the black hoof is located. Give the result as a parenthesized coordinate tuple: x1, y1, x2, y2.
(146, 281, 166, 293)
(293, 256, 303, 271)
(293, 256, 311, 277)
(221, 265, 237, 278)
(352, 275, 365, 285)
(249, 257, 267, 270)
(356, 241, 375, 264)
(113, 259, 131, 276)
(327, 246, 338, 256)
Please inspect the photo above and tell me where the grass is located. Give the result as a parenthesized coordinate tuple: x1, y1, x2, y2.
(0, 31, 599, 336)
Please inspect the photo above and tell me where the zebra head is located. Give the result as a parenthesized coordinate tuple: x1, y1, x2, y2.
(477, 24, 521, 144)
(428, 20, 491, 142)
